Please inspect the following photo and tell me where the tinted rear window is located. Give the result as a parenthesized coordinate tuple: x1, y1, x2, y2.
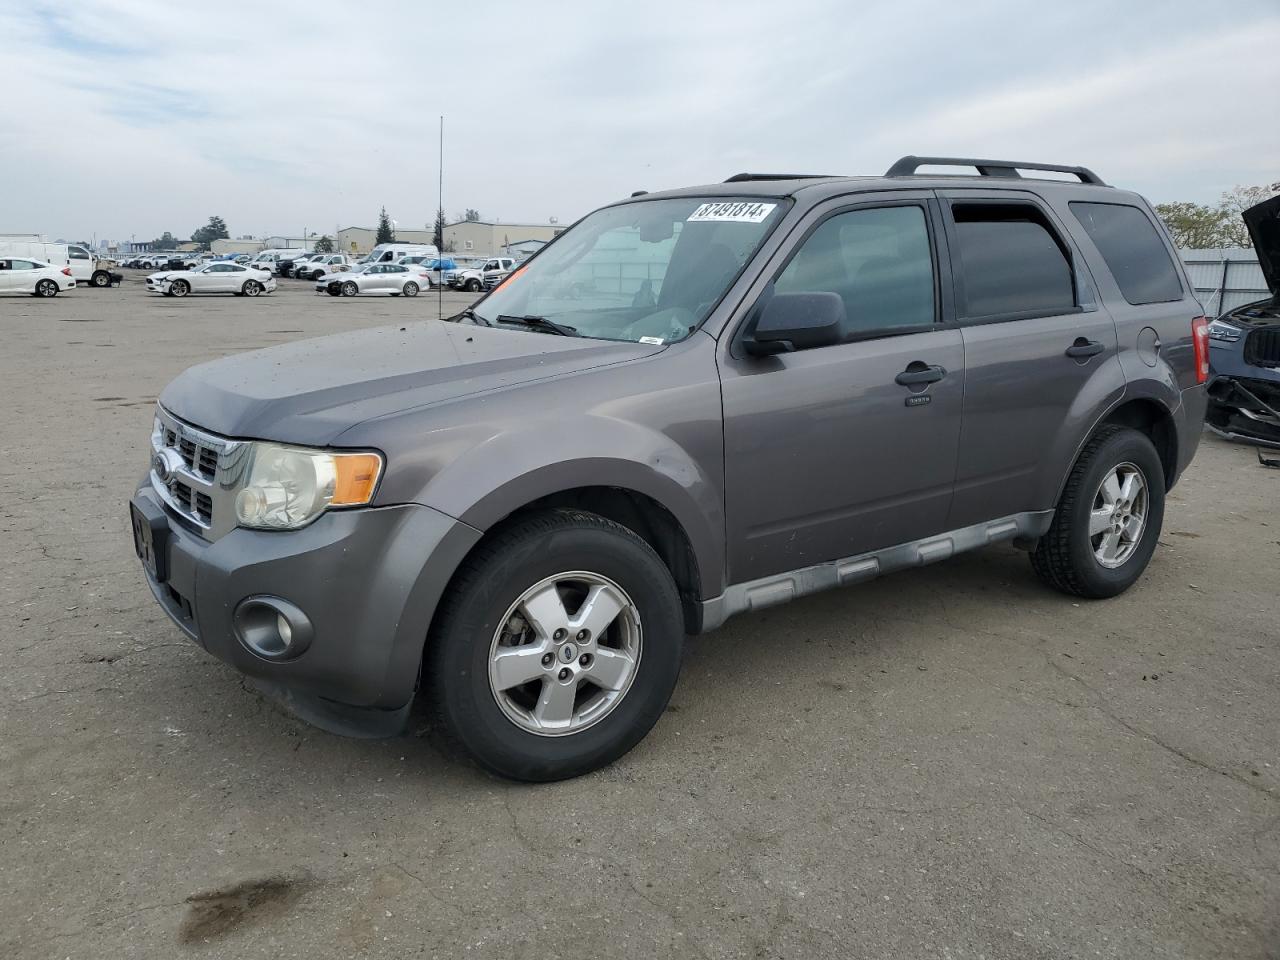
(1069, 202, 1182, 305)
(951, 203, 1075, 318)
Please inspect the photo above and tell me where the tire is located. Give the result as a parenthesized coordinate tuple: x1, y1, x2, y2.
(341, 281, 358, 297)
(91, 271, 110, 288)
(243, 280, 262, 297)
(465, 278, 481, 292)
(428, 510, 684, 782)
(35, 279, 59, 297)
(1031, 425, 1165, 599)
(403, 282, 419, 297)
(170, 280, 189, 297)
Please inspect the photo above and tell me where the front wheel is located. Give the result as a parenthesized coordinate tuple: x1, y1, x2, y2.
(170, 280, 190, 297)
(465, 278, 482, 292)
(1031, 425, 1165, 598)
(242, 280, 262, 297)
(341, 281, 358, 297)
(92, 271, 110, 288)
(428, 510, 684, 782)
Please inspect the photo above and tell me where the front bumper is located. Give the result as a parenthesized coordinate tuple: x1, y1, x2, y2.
(1206, 375, 1280, 448)
(131, 483, 481, 721)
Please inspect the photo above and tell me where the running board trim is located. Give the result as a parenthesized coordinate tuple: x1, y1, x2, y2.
(697, 510, 1054, 633)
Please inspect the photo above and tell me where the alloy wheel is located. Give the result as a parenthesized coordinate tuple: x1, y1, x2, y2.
(1090, 462, 1148, 568)
(487, 571, 642, 736)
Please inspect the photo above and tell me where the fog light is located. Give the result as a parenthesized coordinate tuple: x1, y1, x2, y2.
(233, 596, 313, 661)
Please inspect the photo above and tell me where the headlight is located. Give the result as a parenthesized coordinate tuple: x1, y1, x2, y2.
(1207, 320, 1242, 343)
(233, 442, 383, 530)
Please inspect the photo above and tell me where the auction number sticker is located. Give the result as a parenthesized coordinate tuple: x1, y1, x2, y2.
(687, 201, 777, 224)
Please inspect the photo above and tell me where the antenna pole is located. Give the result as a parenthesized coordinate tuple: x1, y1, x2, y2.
(438, 114, 444, 321)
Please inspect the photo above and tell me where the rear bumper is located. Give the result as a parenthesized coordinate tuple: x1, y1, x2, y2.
(132, 483, 481, 721)
(1174, 383, 1208, 479)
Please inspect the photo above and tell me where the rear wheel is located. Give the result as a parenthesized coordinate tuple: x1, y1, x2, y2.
(242, 280, 262, 297)
(35, 279, 59, 297)
(341, 281, 358, 297)
(403, 282, 419, 297)
(1031, 425, 1165, 598)
(429, 510, 683, 782)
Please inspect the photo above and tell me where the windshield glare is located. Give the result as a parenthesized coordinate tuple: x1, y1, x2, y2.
(471, 196, 787, 344)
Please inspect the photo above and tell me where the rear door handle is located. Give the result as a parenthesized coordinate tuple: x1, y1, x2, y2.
(1065, 338, 1105, 359)
(895, 363, 946, 386)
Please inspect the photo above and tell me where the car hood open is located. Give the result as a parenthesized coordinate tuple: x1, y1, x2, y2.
(1243, 195, 1280, 295)
(159, 320, 663, 447)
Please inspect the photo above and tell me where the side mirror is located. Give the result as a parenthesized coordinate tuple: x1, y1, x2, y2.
(745, 291, 845, 355)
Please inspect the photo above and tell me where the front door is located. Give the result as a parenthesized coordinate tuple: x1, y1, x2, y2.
(936, 191, 1124, 528)
(719, 196, 965, 584)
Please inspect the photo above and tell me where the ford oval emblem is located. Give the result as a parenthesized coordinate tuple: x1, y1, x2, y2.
(152, 452, 172, 482)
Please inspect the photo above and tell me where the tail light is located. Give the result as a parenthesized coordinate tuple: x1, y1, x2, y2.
(61, 267, 72, 277)
(1191, 315, 1209, 384)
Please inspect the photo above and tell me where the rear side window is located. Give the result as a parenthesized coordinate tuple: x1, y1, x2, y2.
(950, 202, 1075, 318)
(1069, 202, 1182, 305)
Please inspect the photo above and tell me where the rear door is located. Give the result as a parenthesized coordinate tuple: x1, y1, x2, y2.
(937, 190, 1123, 528)
(719, 193, 965, 583)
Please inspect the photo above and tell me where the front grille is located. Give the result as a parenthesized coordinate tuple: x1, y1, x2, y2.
(151, 407, 244, 540)
(1244, 326, 1280, 368)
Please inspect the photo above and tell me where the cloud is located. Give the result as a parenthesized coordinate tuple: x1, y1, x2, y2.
(1, 0, 1276, 242)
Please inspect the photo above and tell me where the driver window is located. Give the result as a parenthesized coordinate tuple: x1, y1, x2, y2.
(775, 205, 935, 338)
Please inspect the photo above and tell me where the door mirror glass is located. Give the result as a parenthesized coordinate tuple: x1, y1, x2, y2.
(746, 291, 846, 355)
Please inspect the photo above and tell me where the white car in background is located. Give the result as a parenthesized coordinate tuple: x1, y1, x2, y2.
(145, 261, 276, 297)
(294, 254, 351, 281)
(0, 257, 76, 296)
(317, 262, 430, 297)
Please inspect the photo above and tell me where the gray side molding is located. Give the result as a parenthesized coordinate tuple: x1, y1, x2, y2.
(697, 510, 1055, 633)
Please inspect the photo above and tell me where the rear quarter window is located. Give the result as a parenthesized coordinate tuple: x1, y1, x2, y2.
(1069, 201, 1183, 305)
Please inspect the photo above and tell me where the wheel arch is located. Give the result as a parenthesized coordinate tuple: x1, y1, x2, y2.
(1055, 394, 1180, 505)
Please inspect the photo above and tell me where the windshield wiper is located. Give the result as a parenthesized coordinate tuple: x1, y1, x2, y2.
(495, 314, 579, 337)
(452, 307, 491, 326)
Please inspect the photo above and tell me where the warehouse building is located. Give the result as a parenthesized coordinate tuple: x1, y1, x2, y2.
(336, 227, 436, 257)
(443, 220, 565, 258)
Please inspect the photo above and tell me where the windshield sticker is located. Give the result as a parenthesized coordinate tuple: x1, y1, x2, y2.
(639, 336, 665, 345)
(687, 201, 777, 224)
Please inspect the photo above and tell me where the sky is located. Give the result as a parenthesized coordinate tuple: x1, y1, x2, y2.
(1, 0, 1277, 245)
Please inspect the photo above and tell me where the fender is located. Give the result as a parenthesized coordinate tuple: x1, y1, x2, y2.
(418, 415, 727, 599)
(1051, 374, 1182, 504)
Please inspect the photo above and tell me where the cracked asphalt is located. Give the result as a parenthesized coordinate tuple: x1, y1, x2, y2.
(2, 278, 1278, 959)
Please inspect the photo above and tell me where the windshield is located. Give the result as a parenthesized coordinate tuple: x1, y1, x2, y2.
(469, 196, 787, 343)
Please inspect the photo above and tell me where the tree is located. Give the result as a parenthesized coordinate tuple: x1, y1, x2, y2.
(152, 231, 178, 250)
(464, 208, 481, 222)
(312, 235, 334, 254)
(1216, 182, 1280, 248)
(1153, 202, 1233, 250)
(433, 206, 447, 251)
(375, 206, 395, 244)
(1154, 182, 1280, 250)
(190, 215, 230, 250)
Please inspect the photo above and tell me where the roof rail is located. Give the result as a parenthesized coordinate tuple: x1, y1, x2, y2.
(885, 155, 1107, 186)
(723, 172, 833, 183)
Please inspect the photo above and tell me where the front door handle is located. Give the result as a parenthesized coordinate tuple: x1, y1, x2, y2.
(895, 363, 946, 386)
(1065, 338, 1105, 359)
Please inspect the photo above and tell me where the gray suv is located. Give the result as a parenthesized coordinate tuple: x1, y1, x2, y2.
(130, 156, 1209, 781)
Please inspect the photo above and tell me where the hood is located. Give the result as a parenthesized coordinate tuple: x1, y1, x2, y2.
(159, 320, 663, 446)
(1243, 195, 1280, 294)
